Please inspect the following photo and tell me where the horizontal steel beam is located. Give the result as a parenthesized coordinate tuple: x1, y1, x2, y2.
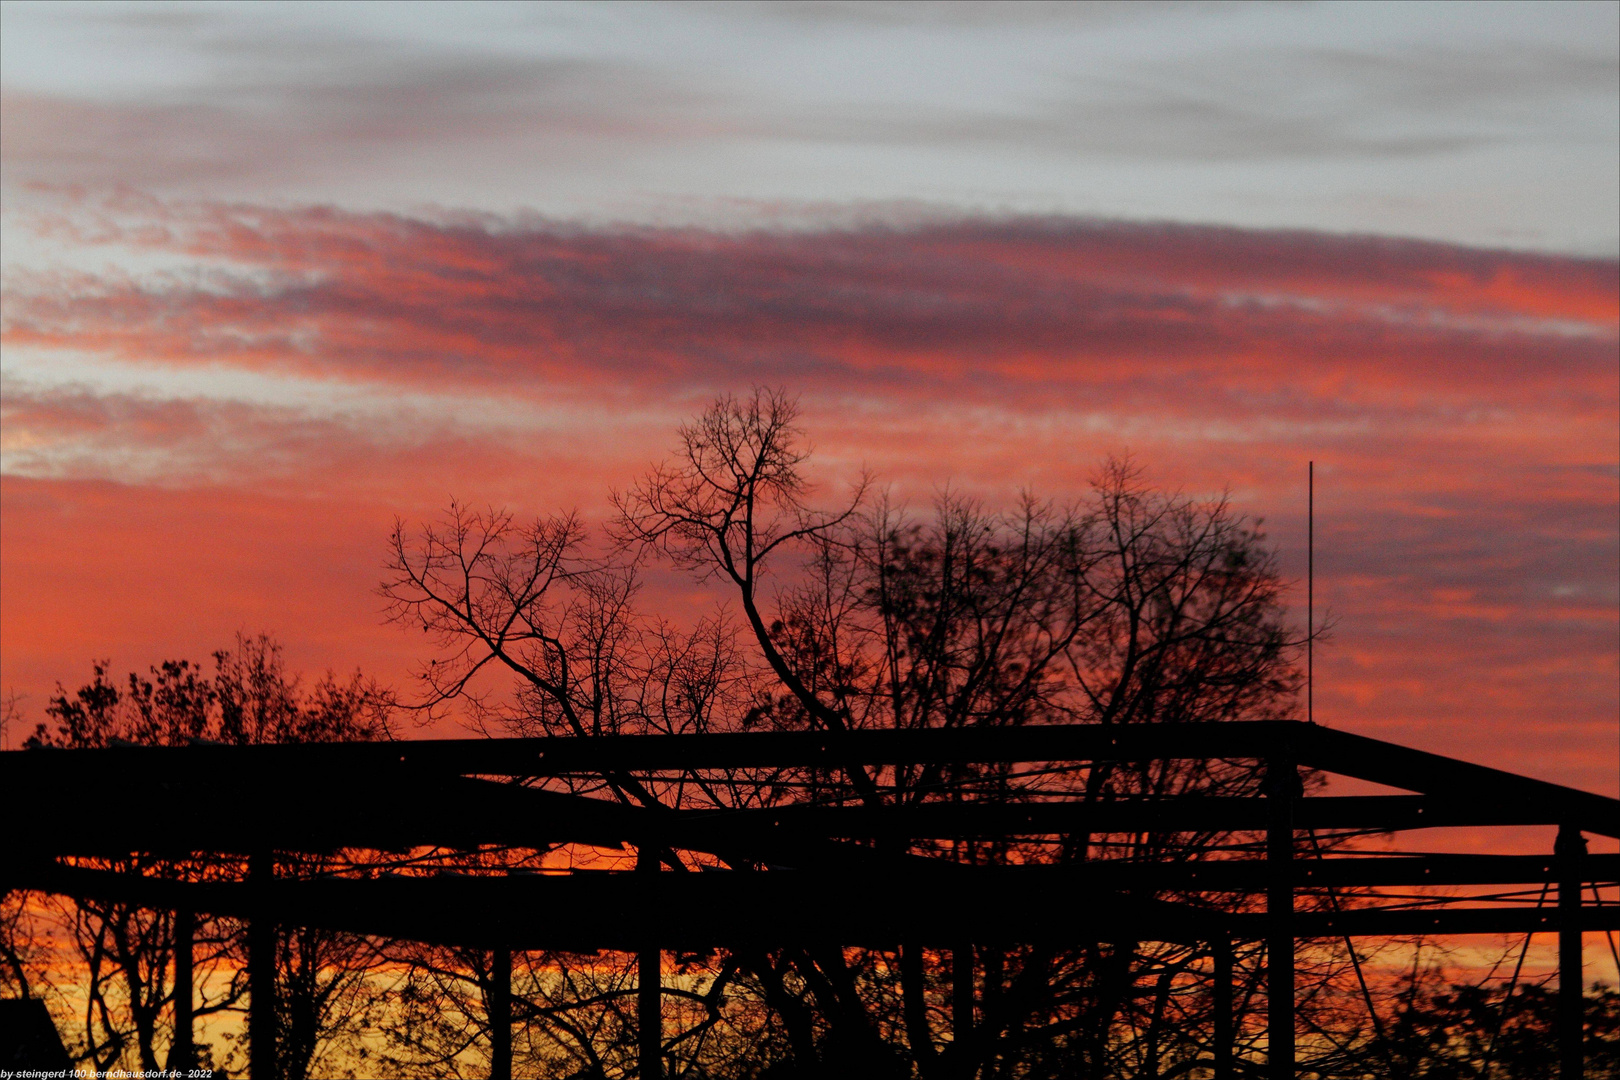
(7, 722, 1613, 839)
(13, 861, 1215, 950)
(13, 780, 1609, 862)
(15, 861, 1617, 953)
(6, 725, 1613, 854)
(6, 775, 636, 859)
(665, 795, 1593, 843)
(1290, 725, 1619, 834)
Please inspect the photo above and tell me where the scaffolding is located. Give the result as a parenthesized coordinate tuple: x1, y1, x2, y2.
(5, 720, 1617, 1078)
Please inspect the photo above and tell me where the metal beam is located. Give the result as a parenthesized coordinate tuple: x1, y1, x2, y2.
(7, 774, 639, 859)
(953, 944, 973, 1043)
(170, 907, 194, 1073)
(7, 722, 1613, 836)
(22, 861, 1618, 955)
(18, 783, 1617, 863)
(248, 850, 277, 1080)
(637, 846, 662, 1080)
(1265, 758, 1296, 1080)
(664, 794, 1595, 846)
(1558, 826, 1586, 1080)
(1212, 937, 1233, 1080)
(489, 947, 511, 1080)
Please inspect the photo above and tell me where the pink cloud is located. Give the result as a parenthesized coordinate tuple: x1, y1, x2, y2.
(2, 202, 1614, 802)
(6, 202, 1613, 409)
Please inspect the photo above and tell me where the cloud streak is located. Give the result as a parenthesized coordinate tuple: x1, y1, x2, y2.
(6, 203, 1614, 405)
(1, 202, 1614, 793)
(5, 2, 1614, 253)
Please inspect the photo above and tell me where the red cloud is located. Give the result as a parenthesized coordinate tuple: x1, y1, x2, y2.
(6, 203, 1614, 412)
(1, 203, 1614, 800)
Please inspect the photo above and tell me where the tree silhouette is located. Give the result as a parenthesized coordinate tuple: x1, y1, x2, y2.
(17, 392, 1595, 1076)
(12, 634, 394, 1078)
(381, 388, 1333, 1076)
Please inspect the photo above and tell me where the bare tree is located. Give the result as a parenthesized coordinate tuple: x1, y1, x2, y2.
(376, 389, 1327, 1076)
(12, 635, 395, 1078)
(381, 502, 759, 791)
(613, 391, 868, 736)
(610, 393, 1317, 1076)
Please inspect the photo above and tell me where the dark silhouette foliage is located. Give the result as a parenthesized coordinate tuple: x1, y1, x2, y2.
(12, 634, 394, 1078)
(379, 388, 1324, 1077)
(10, 392, 1606, 1079)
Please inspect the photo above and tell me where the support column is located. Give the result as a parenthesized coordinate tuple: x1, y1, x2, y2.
(1557, 825, 1586, 1080)
(983, 945, 1002, 1020)
(490, 947, 512, 1080)
(637, 846, 661, 1080)
(1212, 936, 1233, 1080)
(952, 944, 974, 1042)
(170, 908, 195, 1072)
(248, 851, 277, 1080)
(1266, 757, 1297, 1080)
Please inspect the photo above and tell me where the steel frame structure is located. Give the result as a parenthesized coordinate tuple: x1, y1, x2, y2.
(5, 720, 1617, 1079)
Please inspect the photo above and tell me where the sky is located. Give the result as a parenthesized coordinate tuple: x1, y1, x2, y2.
(0, 1, 1616, 810)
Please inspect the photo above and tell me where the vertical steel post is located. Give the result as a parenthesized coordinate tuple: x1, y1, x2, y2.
(171, 907, 195, 1072)
(1266, 758, 1296, 1080)
(637, 846, 661, 1080)
(1557, 825, 1586, 1080)
(1213, 936, 1233, 1080)
(248, 850, 277, 1080)
(953, 944, 974, 1041)
(490, 947, 512, 1080)
(983, 945, 1002, 1027)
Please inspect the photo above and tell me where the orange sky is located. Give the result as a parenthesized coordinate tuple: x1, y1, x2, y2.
(2, 199, 1615, 804)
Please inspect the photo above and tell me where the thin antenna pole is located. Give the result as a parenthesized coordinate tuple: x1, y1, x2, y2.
(1308, 461, 1314, 725)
